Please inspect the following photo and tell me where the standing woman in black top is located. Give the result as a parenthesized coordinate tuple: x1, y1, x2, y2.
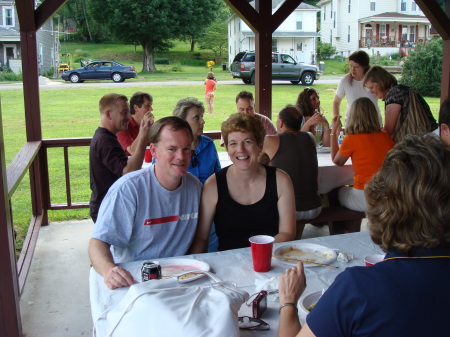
(189, 113, 296, 252)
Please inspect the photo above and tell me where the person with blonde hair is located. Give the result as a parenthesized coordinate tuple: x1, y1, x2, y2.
(332, 50, 381, 124)
(363, 65, 437, 142)
(190, 113, 296, 252)
(277, 135, 450, 337)
(330, 97, 394, 211)
(204, 71, 217, 114)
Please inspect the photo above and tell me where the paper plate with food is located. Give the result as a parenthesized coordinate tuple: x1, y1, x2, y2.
(159, 258, 211, 283)
(273, 243, 337, 267)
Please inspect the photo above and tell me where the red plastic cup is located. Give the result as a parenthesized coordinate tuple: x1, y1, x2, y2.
(144, 146, 151, 163)
(249, 235, 275, 272)
(364, 254, 385, 266)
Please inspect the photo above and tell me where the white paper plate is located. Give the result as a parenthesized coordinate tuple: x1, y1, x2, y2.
(273, 243, 337, 267)
(158, 258, 210, 283)
(317, 146, 331, 153)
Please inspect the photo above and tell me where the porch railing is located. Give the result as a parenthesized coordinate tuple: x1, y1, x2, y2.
(9, 130, 221, 293)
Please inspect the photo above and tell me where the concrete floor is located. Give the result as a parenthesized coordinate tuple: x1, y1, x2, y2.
(20, 218, 367, 336)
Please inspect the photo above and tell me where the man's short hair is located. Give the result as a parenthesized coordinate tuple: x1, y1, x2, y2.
(172, 97, 204, 120)
(278, 105, 302, 132)
(366, 135, 450, 255)
(129, 92, 153, 115)
(149, 116, 193, 144)
(99, 93, 127, 114)
(235, 90, 254, 104)
(221, 113, 265, 147)
(439, 97, 450, 126)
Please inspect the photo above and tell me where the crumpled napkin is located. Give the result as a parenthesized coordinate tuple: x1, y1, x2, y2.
(254, 277, 280, 301)
(337, 251, 354, 263)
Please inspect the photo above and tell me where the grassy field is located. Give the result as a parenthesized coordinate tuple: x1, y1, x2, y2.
(2, 41, 441, 251)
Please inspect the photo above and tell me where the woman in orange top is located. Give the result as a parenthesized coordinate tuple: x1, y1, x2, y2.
(204, 71, 217, 114)
(330, 97, 394, 211)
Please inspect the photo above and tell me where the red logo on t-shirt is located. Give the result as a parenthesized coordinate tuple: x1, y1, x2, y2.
(144, 216, 179, 225)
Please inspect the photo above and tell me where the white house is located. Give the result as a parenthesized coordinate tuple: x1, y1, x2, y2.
(0, 0, 60, 75)
(317, 0, 432, 57)
(228, 1, 320, 65)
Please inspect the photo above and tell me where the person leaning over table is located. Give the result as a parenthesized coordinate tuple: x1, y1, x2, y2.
(362, 65, 438, 143)
(332, 50, 381, 124)
(117, 91, 154, 156)
(296, 87, 331, 147)
(172, 97, 221, 252)
(259, 105, 322, 222)
(89, 93, 153, 223)
(89, 117, 202, 290)
(330, 97, 394, 212)
(277, 135, 450, 337)
(439, 97, 450, 146)
(189, 113, 296, 253)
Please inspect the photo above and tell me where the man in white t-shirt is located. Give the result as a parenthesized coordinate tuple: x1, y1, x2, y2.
(88, 117, 202, 290)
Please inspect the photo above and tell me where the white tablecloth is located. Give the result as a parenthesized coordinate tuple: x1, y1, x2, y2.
(90, 231, 383, 336)
(218, 151, 354, 195)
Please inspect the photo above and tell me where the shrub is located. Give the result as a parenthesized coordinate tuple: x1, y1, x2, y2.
(155, 58, 170, 64)
(0, 67, 22, 81)
(317, 40, 336, 59)
(400, 39, 442, 97)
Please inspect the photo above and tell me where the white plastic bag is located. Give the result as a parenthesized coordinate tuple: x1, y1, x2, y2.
(93, 271, 248, 337)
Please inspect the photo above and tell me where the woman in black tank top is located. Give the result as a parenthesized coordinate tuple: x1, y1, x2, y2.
(189, 113, 296, 252)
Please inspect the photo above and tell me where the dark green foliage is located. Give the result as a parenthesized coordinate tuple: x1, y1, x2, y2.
(155, 58, 170, 64)
(317, 40, 336, 59)
(198, 22, 228, 63)
(0, 67, 22, 81)
(400, 39, 442, 97)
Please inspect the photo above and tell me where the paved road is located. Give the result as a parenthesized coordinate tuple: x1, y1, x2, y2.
(0, 76, 341, 90)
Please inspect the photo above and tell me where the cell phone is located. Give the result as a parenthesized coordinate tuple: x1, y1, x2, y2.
(251, 290, 267, 318)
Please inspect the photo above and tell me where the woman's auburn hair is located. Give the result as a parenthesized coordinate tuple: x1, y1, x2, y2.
(221, 113, 265, 148)
(362, 65, 398, 93)
(365, 135, 450, 254)
(345, 97, 381, 134)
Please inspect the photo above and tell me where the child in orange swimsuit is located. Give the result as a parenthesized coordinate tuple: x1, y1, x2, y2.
(204, 72, 217, 114)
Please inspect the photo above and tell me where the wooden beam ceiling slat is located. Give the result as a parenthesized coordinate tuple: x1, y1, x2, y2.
(15, 0, 36, 31)
(224, 0, 261, 32)
(35, 0, 67, 29)
(272, 0, 304, 32)
(415, 0, 450, 40)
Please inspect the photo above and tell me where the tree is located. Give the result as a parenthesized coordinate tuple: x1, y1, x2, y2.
(400, 39, 442, 97)
(175, 0, 224, 52)
(198, 22, 228, 63)
(317, 40, 336, 59)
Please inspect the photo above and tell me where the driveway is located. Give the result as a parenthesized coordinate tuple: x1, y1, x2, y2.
(0, 76, 341, 91)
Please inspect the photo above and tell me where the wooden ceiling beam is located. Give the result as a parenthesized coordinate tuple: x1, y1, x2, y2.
(223, 0, 260, 32)
(415, 0, 450, 40)
(35, 0, 67, 29)
(272, 0, 304, 32)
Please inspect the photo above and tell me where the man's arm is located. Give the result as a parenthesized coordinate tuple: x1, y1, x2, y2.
(122, 117, 152, 175)
(126, 113, 154, 155)
(188, 175, 218, 254)
(88, 238, 136, 290)
(258, 135, 279, 165)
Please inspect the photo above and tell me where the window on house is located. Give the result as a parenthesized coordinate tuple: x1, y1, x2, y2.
(330, 29, 333, 43)
(412, 2, 417, 11)
(331, 2, 333, 18)
(401, 0, 407, 11)
(3, 7, 14, 27)
(380, 25, 386, 37)
(402, 25, 416, 42)
(296, 13, 303, 30)
(370, 2, 376, 11)
(324, 6, 326, 20)
(348, 26, 351, 42)
(50, 18, 54, 35)
(297, 42, 303, 51)
(333, 12, 336, 28)
(348, 0, 351, 13)
(39, 43, 43, 66)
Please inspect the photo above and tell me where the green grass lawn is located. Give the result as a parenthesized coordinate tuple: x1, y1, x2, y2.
(2, 41, 441, 251)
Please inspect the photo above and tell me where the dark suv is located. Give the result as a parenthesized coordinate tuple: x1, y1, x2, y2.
(230, 51, 320, 85)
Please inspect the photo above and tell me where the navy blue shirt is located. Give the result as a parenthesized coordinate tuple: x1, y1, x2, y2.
(307, 245, 450, 336)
